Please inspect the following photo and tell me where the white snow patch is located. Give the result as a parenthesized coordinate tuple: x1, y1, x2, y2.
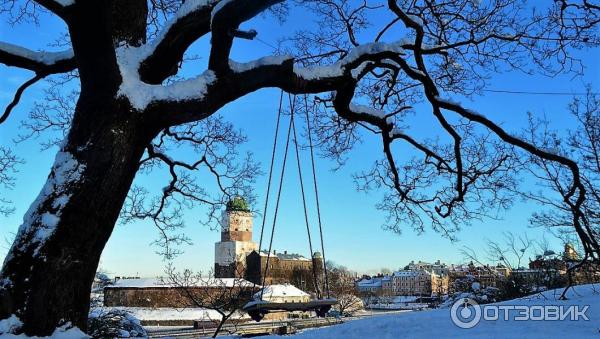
(349, 103, 386, 118)
(116, 45, 217, 110)
(40, 212, 60, 228)
(258, 284, 600, 338)
(294, 41, 405, 80)
(211, 0, 234, 24)
(254, 284, 310, 300)
(106, 277, 254, 289)
(0, 316, 88, 338)
(0, 315, 23, 334)
(54, 0, 75, 6)
(13, 150, 85, 256)
(0, 42, 73, 65)
(93, 307, 247, 322)
(113, 1, 217, 110)
(389, 127, 403, 138)
(229, 55, 292, 73)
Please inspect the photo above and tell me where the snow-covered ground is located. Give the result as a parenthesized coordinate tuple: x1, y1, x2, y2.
(256, 284, 600, 338)
(91, 307, 247, 322)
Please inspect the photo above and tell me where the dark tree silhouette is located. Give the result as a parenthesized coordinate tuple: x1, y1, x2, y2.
(0, 0, 598, 335)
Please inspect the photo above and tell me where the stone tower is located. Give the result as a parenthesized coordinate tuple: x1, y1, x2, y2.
(214, 197, 258, 278)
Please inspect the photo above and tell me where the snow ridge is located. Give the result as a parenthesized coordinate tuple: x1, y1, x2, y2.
(54, 0, 75, 7)
(211, 0, 234, 24)
(229, 55, 292, 73)
(0, 42, 73, 65)
(116, 44, 217, 110)
(294, 41, 406, 80)
(14, 149, 85, 256)
(115, 0, 218, 110)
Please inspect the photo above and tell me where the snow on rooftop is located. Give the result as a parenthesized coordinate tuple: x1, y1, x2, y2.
(106, 277, 254, 289)
(392, 270, 423, 277)
(258, 250, 310, 261)
(254, 284, 310, 300)
(356, 278, 383, 287)
(0, 42, 73, 65)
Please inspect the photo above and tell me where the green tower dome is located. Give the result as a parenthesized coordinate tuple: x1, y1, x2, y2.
(226, 196, 250, 212)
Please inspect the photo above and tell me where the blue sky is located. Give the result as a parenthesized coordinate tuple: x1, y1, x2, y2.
(1, 4, 599, 277)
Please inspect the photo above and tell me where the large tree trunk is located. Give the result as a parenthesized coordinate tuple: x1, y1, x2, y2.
(0, 1, 153, 335)
(0, 96, 156, 335)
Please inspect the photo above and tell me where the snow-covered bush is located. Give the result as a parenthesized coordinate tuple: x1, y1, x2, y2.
(88, 309, 146, 338)
(0, 315, 23, 334)
(440, 275, 501, 307)
(0, 315, 88, 338)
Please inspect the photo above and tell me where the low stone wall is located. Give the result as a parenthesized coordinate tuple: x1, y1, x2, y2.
(104, 287, 252, 308)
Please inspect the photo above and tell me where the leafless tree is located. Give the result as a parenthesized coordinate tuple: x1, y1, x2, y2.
(0, 0, 598, 335)
(462, 232, 547, 299)
(519, 88, 600, 296)
(328, 263, 363, 315)
(0, 147, 22, 217)
(461, 232, 534, 270)
(163, 265, 253, 338)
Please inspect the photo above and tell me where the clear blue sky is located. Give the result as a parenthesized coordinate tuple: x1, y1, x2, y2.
(1, 5, 599, 277)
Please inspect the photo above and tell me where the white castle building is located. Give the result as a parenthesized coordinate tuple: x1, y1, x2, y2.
(214, 197, 258, 278)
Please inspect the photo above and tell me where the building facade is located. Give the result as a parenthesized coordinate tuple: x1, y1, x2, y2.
(214, 198, 258, 278)
(214, 198, 323, 291)
(103, 278, 254, 308)
(390, 270, 433, 296)
(245, 250, 324, 290)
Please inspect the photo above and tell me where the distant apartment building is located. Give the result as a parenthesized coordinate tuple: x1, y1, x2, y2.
(356, 269, 449, 297)
(356, 276, 384, 294)
(390, 270, 430, 296)
(390, 270, 447, 296)
(407, 260, 449, 276)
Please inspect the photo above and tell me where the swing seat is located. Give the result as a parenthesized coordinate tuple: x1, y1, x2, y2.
(243, 298, 337, 322)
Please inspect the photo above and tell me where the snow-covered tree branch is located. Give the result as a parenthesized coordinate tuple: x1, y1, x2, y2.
(0, 0, 598, 336)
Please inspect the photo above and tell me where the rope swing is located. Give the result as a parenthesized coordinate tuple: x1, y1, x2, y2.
(244, 91, 334, 321)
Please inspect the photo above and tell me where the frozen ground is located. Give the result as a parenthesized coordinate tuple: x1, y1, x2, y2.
(256, 284, 600, 339)
(92, 307, 247, 322)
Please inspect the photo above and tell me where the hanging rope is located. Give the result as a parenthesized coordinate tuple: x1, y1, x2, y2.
(259, 93, 296, 301)
(252, 91, 284, 296)
(303, 94, 331, 298)
(254, 91, 331, 303)
(289, 93, 322, 299)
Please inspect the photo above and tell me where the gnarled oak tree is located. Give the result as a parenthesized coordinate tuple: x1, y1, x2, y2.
(0, 0, 598, 335)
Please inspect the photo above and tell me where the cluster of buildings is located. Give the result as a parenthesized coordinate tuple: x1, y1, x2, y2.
(356, 261, 451, 297)
(102, 197, 596, 321)
(103, 198, 325, 324)
(355, 243, 590, 298)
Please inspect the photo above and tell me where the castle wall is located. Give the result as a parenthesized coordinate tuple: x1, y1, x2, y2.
(214, 208, 257, 278)
(245, 252, 324, 291)
(104, 286, 253, 308)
